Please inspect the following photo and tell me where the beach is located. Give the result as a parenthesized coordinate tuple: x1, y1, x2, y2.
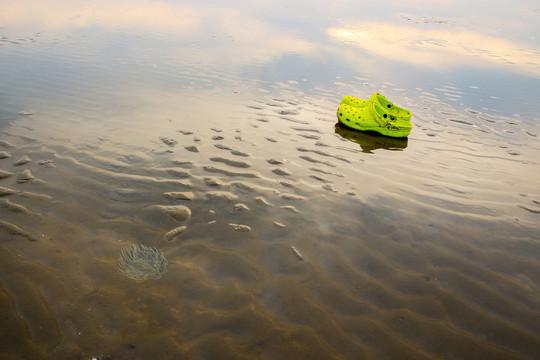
(0, 1, 539, 359)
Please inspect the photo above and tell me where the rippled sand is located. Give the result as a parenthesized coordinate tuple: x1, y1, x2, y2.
(0, 81, 539, 359)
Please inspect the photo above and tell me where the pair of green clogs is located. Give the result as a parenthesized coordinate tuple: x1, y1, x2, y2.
(337, 93, 413, 138)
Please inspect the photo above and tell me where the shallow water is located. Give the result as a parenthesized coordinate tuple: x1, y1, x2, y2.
(1, 1, 539, 359)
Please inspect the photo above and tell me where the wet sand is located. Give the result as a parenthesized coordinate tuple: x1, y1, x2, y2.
(0, 84, 539, 359)
(1, 1, 540, 357)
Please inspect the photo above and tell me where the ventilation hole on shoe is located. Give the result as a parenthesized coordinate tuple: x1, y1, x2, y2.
(358, 116, 361, 119)
(387, 104, 391, 108)
(346, 118, 350, 122)
(383, 114, 388, 118)
(339, 113, 342, 116)
(355, 122, 360, 126)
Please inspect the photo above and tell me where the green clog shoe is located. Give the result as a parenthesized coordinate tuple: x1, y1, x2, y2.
(371, 93, 412, 122)
(337, 101, 412, 138)
(340, 93, 412, 122)
(340, 95, 367, 108)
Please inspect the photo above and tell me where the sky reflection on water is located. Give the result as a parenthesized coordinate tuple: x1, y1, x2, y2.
(0, 1, 539, 167)
(1, 1, 539, 148)
(2, 0, 539, 82)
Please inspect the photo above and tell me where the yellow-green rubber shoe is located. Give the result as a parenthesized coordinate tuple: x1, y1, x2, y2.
(337, 102, 412, 138)
(340, 93, 412, 122)
(340, 95, 368, 108)
(370, 93, 412, 122)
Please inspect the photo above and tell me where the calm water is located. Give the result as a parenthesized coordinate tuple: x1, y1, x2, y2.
(1, 1, 539, 359)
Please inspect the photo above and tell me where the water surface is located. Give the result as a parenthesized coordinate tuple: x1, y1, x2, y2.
(1, 1, 539, 359)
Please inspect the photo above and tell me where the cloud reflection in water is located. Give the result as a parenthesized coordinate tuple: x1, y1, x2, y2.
(0, 0, 314, 65)
(2, 0, 539, 79)
(328, 22, 540, 77)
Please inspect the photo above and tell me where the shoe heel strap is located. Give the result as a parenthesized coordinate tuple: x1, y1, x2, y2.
(370, 103, 390, 126)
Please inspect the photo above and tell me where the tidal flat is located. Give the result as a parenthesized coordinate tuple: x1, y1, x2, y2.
(0, 1, 539, 359)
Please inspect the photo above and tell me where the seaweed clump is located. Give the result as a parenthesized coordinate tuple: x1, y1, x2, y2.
(117, 244, 168, 282)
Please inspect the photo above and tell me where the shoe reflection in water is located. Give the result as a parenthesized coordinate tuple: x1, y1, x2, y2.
(334, 122, 408, 153)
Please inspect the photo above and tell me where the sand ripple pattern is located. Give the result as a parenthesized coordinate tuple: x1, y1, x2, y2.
(0, 85, 539, 360)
